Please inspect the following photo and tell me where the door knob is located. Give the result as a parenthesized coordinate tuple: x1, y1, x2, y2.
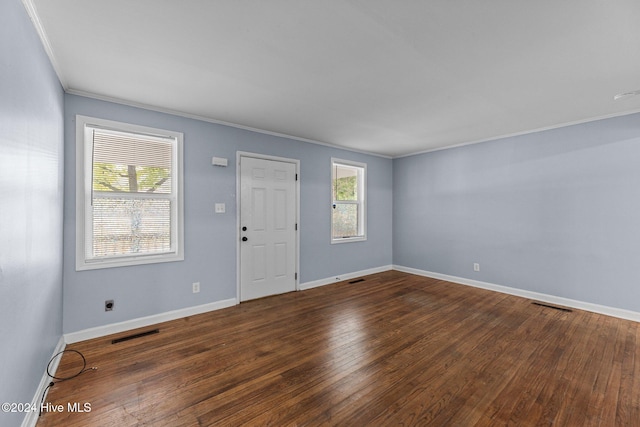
(242, 236, 248, 242)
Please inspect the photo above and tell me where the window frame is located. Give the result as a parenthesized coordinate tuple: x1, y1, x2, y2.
(75, 115, 184, 271)
(331, 157, 367, 244)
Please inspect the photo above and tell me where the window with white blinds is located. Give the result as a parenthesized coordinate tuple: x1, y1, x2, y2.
(76, 116, 184, 270)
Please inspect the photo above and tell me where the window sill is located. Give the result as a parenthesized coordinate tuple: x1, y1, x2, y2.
(76, 252, 184, 271)
(331, 236, 367, 244)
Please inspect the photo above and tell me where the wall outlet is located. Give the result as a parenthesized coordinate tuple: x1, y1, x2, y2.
(192, 282, 200, 293)
(473, 263, 480, 272)
(105, 300, 114, 311)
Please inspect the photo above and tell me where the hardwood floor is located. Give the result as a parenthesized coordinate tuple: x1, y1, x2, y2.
(38, 271, 640, 426)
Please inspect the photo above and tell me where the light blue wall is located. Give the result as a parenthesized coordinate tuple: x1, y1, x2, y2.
(394, 113, 640, 312)
(63, 95, 393, 333)
(0, 0, 64, 425)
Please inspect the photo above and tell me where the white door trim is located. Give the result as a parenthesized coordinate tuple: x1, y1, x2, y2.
(236, 151, 300, 302)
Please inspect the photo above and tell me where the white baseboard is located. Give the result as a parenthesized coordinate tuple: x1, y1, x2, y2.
(64, 266, 395, 343)
(299, 265, 393, 291)
(393, 265, 640, 323)
(21, 336, 66, 427)
(64, 298, 237, 344)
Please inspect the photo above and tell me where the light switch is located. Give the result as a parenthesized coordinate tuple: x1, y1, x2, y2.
(215, 203, 226, 213)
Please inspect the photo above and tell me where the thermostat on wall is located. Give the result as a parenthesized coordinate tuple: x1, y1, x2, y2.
(212, 157, 228, 167)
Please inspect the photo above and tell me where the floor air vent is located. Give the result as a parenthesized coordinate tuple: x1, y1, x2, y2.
(349, 278, 365, 284)
(112, 329, 159, 344)
(532, 302, 573, 312)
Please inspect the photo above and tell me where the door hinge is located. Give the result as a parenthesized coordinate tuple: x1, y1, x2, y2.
(295, 173, 298, 181)
(295, 272, 298, 280)
(295, 223, 298, 231)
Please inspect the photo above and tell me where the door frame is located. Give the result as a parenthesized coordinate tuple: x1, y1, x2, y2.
(236, 151, 300, 303)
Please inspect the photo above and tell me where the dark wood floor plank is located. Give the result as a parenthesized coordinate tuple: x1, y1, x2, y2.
(489, 309, 585, 425)
(615, 323, 640, 424)
(394, 300, 557, 425)
(345, 292, 526, 425)
(37, 271, 640, 426)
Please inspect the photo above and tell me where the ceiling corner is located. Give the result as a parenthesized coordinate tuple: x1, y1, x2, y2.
(21, 0, 69, 90)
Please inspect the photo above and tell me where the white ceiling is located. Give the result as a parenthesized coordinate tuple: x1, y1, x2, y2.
(28, 0, 640, 157)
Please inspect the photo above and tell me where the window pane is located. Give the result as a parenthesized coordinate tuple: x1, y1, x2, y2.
(333, 165, 358, 201)
(332, 203, 359, 238)
(92, 198, 171, 257)
(93, 163, 171, 194)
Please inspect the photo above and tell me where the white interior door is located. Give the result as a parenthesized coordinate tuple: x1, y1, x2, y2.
(240, 156, 297, 301)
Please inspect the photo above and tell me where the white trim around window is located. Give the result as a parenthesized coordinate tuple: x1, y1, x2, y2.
(331, 157, 367, 244)
(75, 115, 184, 271)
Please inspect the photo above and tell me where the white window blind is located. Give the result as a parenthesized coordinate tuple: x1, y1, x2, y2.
(92, 128, 173, 194)
(93, 130, 172, 173)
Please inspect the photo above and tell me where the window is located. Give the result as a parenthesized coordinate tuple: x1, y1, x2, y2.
(76, 116, 184, 270)
(331, 158, 366, 243)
